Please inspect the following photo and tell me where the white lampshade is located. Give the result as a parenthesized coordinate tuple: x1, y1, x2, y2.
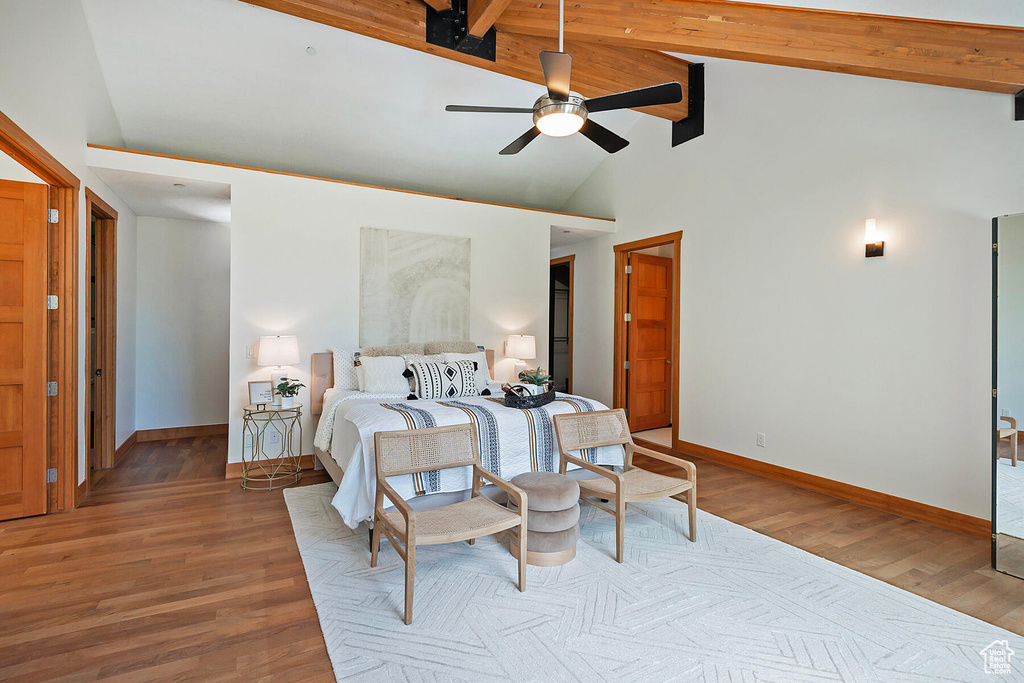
(506, 334, 536, 360)
(257, 335, 300, 367)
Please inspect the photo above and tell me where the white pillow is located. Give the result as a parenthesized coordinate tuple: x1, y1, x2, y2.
(357, 355, 410, 394)
(330, 347, 359, 390)
(442, 352, 491, 392)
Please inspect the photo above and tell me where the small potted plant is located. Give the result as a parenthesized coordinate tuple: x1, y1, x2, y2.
(517, 367, 551, 396)
(275, 377, 305, 408)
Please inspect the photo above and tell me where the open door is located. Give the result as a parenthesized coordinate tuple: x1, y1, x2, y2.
(0, 179, 49, 520)
(626, 252, 673, 431)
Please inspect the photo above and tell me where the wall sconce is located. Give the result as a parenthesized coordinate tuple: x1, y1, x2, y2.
(865, 218, 884, 258)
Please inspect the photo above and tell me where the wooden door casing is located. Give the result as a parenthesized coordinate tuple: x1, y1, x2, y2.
(0, 179, 48, 520)
(626, 252, 673, 432)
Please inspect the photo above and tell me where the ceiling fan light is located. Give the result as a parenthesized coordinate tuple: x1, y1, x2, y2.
(536, 111, 584, 137)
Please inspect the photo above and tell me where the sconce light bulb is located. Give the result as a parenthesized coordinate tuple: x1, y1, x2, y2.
(865, 218, 877, 243)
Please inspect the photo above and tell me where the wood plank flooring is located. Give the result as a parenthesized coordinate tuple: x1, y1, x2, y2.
(2, 435, 1023, 682)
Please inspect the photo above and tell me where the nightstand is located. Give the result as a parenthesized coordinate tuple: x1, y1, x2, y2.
(241, 403, 302, 490)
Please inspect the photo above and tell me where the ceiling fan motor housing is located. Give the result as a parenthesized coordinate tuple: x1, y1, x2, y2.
(533, 94, 588, 135)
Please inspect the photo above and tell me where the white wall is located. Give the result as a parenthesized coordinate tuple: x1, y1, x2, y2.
(557, 59, 1024, 519)
(0, 0, 138, 484)
(998, 214, 1024, 423)
(89, 145, 616, 463)
(135, 217, 229, 429)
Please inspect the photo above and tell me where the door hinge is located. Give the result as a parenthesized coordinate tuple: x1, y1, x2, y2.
(994, 243, 999, 253)
(624, 360, 631, 370)
(625, 265, 632, 274)
(48, 209, 59, 224)
(46, 468, 58, 483)
(624, 313, 632, 322)
(46, 381, 58, 397)
(46, 295, 58, 310)
(993, 388, 998, 398)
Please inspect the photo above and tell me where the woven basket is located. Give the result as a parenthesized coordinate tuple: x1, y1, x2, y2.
(504, 387, 555, 409)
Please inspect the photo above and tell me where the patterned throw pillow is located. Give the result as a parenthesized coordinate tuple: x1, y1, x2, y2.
(407, 360, 478, 400)
(330, 347, 360, 390)
(441, 351, 491, 391)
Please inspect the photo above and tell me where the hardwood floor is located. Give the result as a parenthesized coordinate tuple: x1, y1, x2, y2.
(2, 435, 1023, 681)
(1, 436, 334, 682)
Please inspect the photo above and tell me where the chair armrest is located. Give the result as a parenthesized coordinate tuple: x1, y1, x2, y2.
(474, 465, 528, 510)
(628, 444, 696, 481)
(562, 451, 624, 487)
(1002, 416, 1018, 430)
(377, 477, 415, 524)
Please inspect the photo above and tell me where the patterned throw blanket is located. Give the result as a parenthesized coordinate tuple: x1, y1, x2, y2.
(328, 393, 624, 527)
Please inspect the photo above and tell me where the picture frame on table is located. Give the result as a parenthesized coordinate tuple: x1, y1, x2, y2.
(248, 380, 274, 406)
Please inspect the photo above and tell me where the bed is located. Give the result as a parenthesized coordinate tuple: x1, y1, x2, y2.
(310, 350, 625, 529)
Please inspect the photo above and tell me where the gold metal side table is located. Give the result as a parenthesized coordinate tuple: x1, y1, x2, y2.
(241, 403, 302, 490)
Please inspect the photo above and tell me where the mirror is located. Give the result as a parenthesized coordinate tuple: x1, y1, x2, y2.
(994, 213, 1024, 578)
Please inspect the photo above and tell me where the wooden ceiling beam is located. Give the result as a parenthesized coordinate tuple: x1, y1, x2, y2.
(421, 0, 450, 12)
(467, 0, 514, 37)
(494, 0, 1024, 94)
(241, 0, 690, 120)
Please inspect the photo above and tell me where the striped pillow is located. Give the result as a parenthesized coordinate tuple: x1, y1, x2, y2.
(407, 360, 478, 400)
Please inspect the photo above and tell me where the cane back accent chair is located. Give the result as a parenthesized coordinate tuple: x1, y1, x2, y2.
(553, 409, 697, 562)
(371, 423, 528, 624)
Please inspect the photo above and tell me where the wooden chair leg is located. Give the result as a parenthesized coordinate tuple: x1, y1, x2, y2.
(687, 487, 697, 542)
(468, 537, 475, 545)
(517, 523, 527, 591)
(404, 544, 416, 625)
(370, 520, 381, 567)
(1013, 433, 1018, 467)
(615, 497, 626, 563)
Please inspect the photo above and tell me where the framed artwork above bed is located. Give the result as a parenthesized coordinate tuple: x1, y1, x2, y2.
(359, 227, 471, 347)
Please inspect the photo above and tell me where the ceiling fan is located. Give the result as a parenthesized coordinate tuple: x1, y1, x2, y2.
(444, 0, 684, 155)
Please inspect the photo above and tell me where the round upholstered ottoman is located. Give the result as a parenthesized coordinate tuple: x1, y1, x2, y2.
(508, 472, 580, 567)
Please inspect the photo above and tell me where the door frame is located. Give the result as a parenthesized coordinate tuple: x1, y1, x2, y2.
(84, 189, 117, 480)
(613, 231, 681, 447)
(0, 109, 80, 511)
(550, 254, 574, 394)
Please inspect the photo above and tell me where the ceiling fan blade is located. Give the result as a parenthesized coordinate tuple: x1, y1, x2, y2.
(584, 82, 683, 113)
(445, 105, 534, 113)
(499, 127, 541, 155)
(539, 51, 572, 100)
(579, 120, 629, 154)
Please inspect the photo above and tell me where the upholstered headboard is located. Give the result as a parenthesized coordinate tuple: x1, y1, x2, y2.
(310, 348, 496, 417)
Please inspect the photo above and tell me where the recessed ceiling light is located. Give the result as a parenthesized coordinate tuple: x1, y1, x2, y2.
(306, 46, 317, 56)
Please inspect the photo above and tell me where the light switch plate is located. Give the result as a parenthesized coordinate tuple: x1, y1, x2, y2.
(246, 345, 255, 359)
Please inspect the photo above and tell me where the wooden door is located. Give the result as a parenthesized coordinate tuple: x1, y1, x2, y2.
(626, 253, 673, 431)
(0, 179, 48, 520)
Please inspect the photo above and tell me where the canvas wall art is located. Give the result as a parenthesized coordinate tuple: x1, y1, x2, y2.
(359, 227, 471, 346)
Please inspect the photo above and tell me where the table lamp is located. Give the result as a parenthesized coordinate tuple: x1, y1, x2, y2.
(257, 335, 300, 406)
(505, 334, 536, 379)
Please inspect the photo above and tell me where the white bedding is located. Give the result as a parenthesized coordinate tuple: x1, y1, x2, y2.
(313, 389, 625, 528)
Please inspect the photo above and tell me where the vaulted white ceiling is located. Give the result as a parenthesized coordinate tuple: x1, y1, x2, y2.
(79, 0, 644, 212)
(78, 0, 1023, 214)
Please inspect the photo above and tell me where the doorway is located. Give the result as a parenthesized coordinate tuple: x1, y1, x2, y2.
(0, 110, 80, 516)
(84, 189, 117, 479)
(613, 232, 681, 448)
(549, 255, 574, 393)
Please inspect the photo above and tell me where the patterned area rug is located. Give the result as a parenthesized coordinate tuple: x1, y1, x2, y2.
(285, 483, 1022, 682)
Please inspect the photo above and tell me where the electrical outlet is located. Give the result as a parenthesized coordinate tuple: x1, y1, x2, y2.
(1002, 409, 1012, 417)
(246, 345, 255, 359)
(756, 432, 766, 448)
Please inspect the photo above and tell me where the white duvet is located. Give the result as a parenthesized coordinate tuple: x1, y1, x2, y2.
(313, 388, 625, 528)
